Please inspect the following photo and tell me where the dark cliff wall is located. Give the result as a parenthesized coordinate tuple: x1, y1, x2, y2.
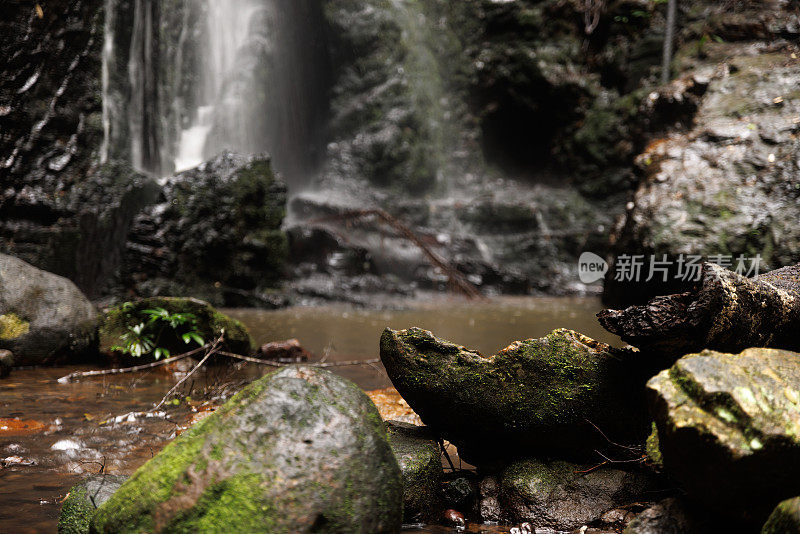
(0, 0, 157, 298)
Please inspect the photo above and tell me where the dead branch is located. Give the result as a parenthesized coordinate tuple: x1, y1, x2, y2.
(219, 350, 380, 368)
(154, 335, 223, 411)
(57, 343, 211, 383)
(309, 208, 485, 300)
(583, 0, 606, 35)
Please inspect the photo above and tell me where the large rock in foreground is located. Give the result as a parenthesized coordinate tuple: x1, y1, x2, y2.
(500, 459, 660, 531)
(648, 348, 800, 524)
(0, 254, 99, 365)
(380, 327, 653, 464)
(91, 366, 403, 533)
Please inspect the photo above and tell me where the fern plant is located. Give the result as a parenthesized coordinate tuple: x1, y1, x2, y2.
(111, 304, 205, 360)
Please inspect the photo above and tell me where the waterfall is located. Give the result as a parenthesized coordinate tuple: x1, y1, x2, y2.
(102, 0, 330, 184)
(128, 0, 162, 176)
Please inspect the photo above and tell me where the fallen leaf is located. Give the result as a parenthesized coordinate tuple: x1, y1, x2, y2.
(0, 418, 46, 436)
(35, 4, 44, 18)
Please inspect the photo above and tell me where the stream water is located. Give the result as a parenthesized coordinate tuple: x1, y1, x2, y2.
(0, 296, 614, 532)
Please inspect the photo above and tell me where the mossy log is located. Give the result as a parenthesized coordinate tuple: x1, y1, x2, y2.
(598, 263, 800, 362)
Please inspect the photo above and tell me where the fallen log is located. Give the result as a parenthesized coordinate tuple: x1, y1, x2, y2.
(598, 262, 800, 360)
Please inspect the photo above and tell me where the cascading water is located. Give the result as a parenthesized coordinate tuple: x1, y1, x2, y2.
(102, 0, 330, 184)
(174, 0, 265, 172)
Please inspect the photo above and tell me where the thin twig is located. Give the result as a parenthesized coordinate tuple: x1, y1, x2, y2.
(57, 343, 211, 383)
(218, 351, 381, 368)
(154, 335, 223, 411)
(584, 418, 641, 452)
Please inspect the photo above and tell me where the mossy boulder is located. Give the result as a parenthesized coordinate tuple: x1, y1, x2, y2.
(379, 327, 654, 465)
(762, 497, 800, 534)
(121, 152, 288, 306)
(648, 348, 800, 524)
(386, 421, 443, 523)
(0, 254, 99, 365)
(58, 475, 128, 534)
(90, 366, 403, 533)
(101, 297, 254, 359)
(500, 459, 660, 531)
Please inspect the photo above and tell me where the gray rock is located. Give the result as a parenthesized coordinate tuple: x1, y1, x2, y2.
(386, 421, 443, 522)
(500, 459, 660, 531)
(648, 348, 800, 524)
(0, 254, 98, 365)
(605, 43, 800, 306)
(58, 475, 128, 534)
(91, 366, 403, 533)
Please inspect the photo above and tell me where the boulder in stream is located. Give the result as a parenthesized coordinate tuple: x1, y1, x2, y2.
(380, 327, 653, 465)
(648, 347, 800, 524)
(58, 475, 128, 534)
(0, 254, 99, 366)
(90, 366, 403, 533)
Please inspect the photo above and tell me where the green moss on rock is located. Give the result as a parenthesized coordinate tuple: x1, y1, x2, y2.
(90, 366, 402, 533)
(58, 475, 128, 534)
(645, 423, 663, 470)
(386, 421, 443, 522)
(648, 347, 800, 524)
(500, 458, 660, 530)
(0, 313, 30, 340)
(379, 327, 654, 465)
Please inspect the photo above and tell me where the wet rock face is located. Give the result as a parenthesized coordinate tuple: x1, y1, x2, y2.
(58, 475, 128, 534)
(0, 254, 98, 366)
(605, 41, 800, 307)
(648, 347, 800, 524)
(0, 2, 160, 298)
(379, 327, 653, 465)
(91, 366, 403, 533)
(0, 0, 103, 182)
(386, 421, 443, 523)
(499, 459, 660, 531)
(121, 152, 288, 306)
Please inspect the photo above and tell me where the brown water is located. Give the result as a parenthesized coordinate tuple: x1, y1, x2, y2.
(0, 296, 612, 533)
